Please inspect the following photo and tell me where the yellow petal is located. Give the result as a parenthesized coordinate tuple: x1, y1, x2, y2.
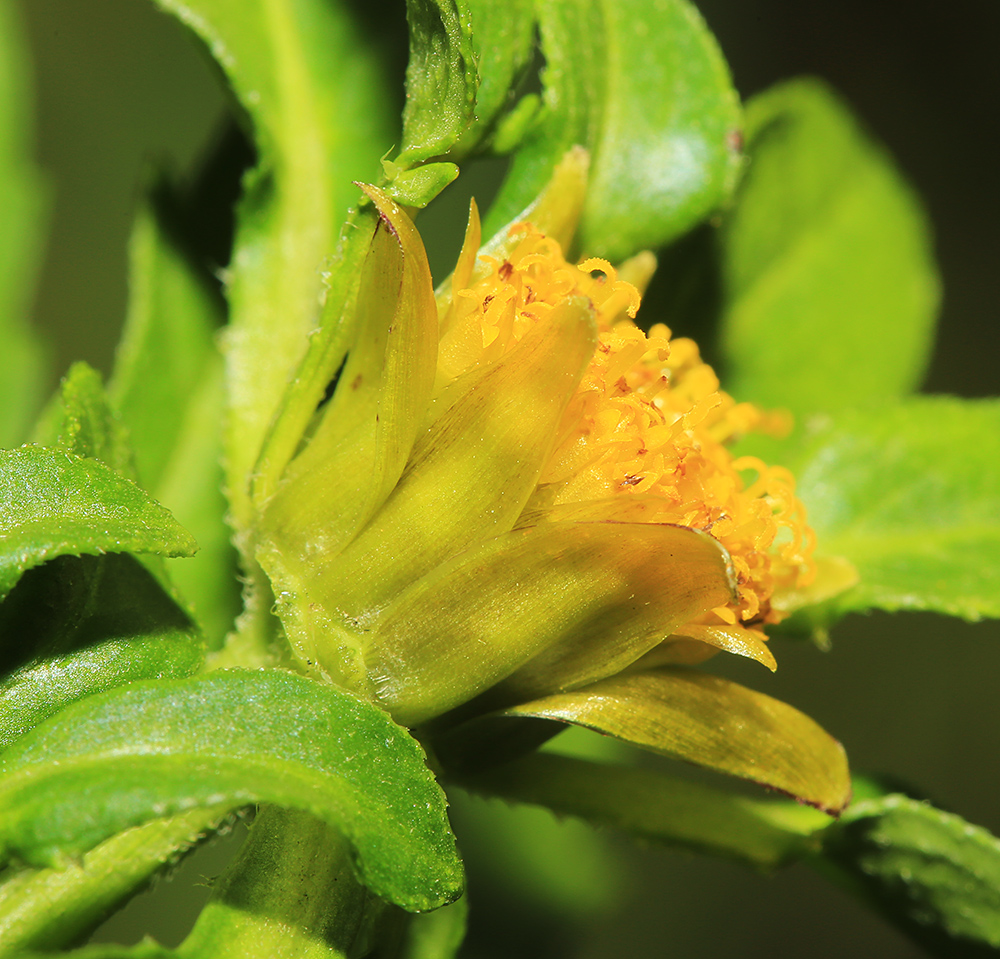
(364, 521, 732, 726)
(501, 668, 851, 814)
(635, 623, 777, 672)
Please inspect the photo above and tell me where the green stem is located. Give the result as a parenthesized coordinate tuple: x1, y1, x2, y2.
(177, 806, 380, 959)
(0, 806, 229, 955)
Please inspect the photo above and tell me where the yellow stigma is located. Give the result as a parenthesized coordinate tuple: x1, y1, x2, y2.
(440, 215, 816, 632)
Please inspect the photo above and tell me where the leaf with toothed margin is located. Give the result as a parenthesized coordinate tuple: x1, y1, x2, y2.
(0, 670, 462, 913)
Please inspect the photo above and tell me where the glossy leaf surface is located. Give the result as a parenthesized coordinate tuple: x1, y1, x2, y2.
(0, 670, 462, 912)
(502, 668, 851, 812)
(0, 447, 197, 601)
(486, 0, 741, 260)
(822, 795, 1000, 952)
(0, 554, 204, 753)
(719, 78, 940, 413)
(791, 398, 1000, 619)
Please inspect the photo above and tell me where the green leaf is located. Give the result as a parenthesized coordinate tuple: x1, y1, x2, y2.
(0, 553, 204, 753)
(0, 446, 197, 601)
(0, 670, 463, 912)
(397, 0, 478, 167)
(792, 398, 1000, 620)
(719, 78, 940, 413)
(494, 667, 851, 813)
(459, 752, 830, 870)
(0, 807, 226, 956)
(151, 0, 393, 531)
(45, 363, 136, 479)
(820, 795, 1000, 954)
(485, 0, 741, 260)
(0, 0, 48, 447)
(110, 203, 240, 646)
(452, 0, 535, 157)
(109, 202, 221, 491)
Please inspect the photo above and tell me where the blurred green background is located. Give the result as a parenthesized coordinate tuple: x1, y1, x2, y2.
(13, 0, 1000, 956)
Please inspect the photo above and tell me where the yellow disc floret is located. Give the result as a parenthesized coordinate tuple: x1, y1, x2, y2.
(439, 220, 816, 632)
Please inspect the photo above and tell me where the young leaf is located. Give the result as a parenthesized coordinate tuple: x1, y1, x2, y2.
(820, 795, 1000, 954)
(791, 398, 1000, 620)
(0, 447, 197, 601)
(151, 0, 393, 531)
(719, 79, 940, 414)
(0, 0, 48, 447)
(485, 0, 741, 260)
(48, 363, 135, 479)
(397, 0, 478, 167)
(459, 752, 830, 870)
(0, 670, 463, 913)
(0, 553, 204, 753)
(0, 806, 227, 955)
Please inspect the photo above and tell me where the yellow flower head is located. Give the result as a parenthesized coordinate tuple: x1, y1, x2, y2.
(437, 213, 816, 640)
(257, 160, 849, 813)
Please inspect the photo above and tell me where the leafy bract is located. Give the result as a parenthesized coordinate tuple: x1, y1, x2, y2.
(151, 0, 393, 531)
(460, 752, 829, 870)
(486, 0, 741, 260)
(499, 668, 851, 813)
(791, 398, 1000, 620)
(0, 0, 47, 447)
(0, 670, 463, 912)
(719, 78, 940, 413)
(822, 795, 1000, 953)
(0, 446, 197, 601)
(0, 554, 204, 753)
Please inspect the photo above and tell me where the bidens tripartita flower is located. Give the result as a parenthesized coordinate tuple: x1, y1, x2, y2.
(258, 151, 853, 813)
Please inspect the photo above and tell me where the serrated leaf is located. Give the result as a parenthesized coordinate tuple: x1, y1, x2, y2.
(0, 0, 48, 447)
(719, 78, 940, 413)
(485, 0, 741, 260)
(494, 668, 851, 813)
(0, 446, 197, 601)
(821, 795, 1000, 954)
(459, 752, 830, 870)
(0, 670, 463, 912)
(791, 398, 1000, 620)
(0, 553, 204, 753)
(151, 0, 393, 531)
